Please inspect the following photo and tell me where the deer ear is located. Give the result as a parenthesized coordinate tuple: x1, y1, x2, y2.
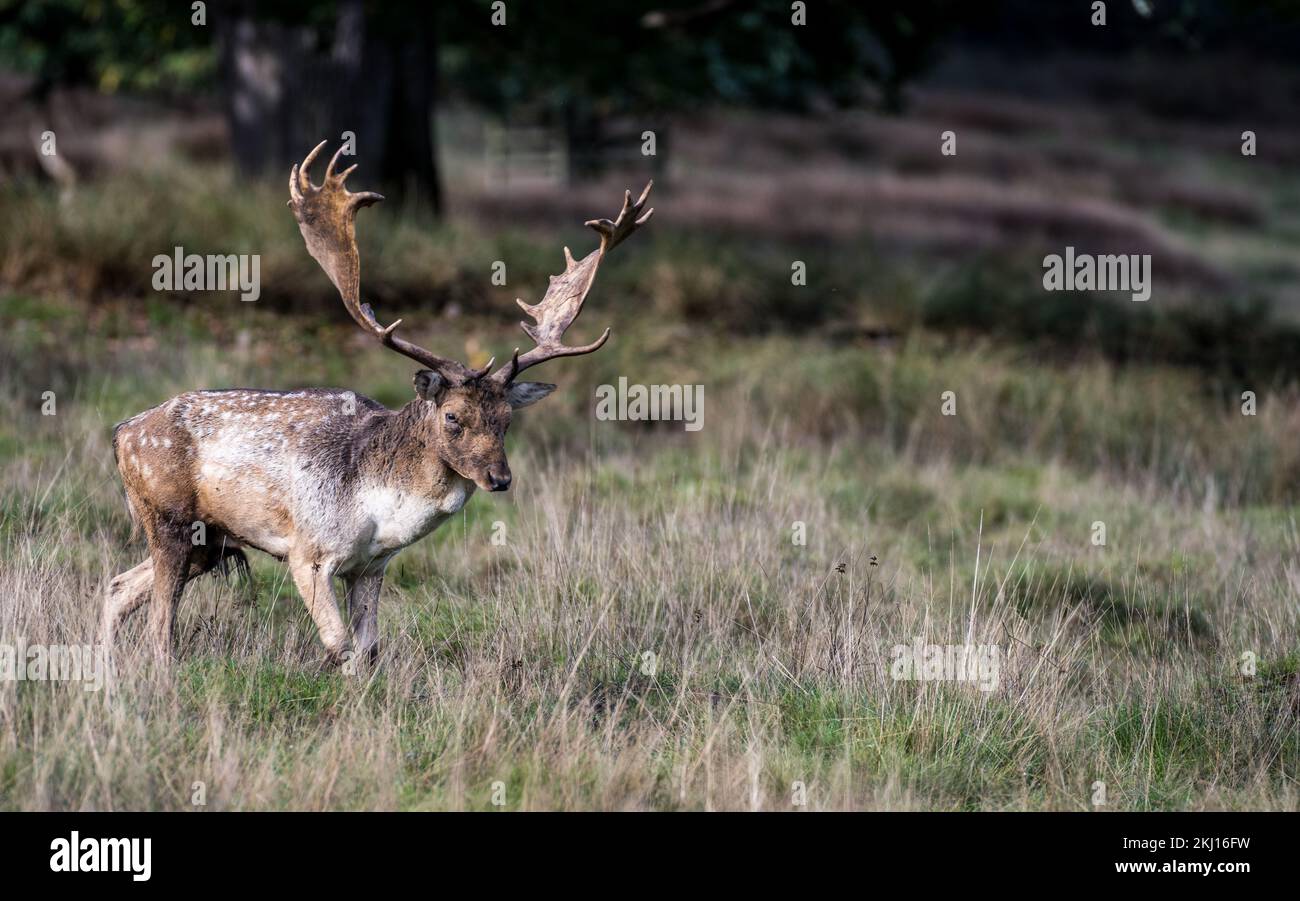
(506, 381, 556, 409)
(413, 370, 446, 403)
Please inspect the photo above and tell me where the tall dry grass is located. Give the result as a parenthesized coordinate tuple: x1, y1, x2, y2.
(0, 298, 1297, 810)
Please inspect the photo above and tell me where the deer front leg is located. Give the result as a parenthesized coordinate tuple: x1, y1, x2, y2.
(345, 563, 386, 665)
(288, 554, 352, 664)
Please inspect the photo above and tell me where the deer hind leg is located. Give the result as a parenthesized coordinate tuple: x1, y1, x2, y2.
(289, 554, 352, 665)
(146, 543, 190, 663)
(101, 558, 154, 651)
(103, 541, 244, 661)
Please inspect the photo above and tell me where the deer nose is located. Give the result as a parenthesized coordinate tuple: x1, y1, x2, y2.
(487, 465, 512, 492)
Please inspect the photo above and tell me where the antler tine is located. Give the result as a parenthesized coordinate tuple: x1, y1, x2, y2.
(290, 139, 326, 200)
(287, 141, 472, 381)
(500, 348, 522, 384)
(464, 356, 495, 380)
(585, 180, 655, 254)
(492, 182, 653, 384)
(325, 144, 344, 181)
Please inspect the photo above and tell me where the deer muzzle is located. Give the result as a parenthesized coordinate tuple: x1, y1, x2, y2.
(486, 463, 512, 492)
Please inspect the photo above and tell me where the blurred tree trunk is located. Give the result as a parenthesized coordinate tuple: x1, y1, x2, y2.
(381, 17, 441, 215)
(215, 1, 443, 215)
(563, 99, 605, 184)
(562, 106, 670, 186)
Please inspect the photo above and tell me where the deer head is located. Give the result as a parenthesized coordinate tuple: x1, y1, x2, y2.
(287, 141, 652, 492)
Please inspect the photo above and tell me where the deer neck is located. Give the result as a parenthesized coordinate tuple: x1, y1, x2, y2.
(359, 400, 470, 507)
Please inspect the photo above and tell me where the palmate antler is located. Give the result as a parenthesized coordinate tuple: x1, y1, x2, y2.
(288, 141, 651, 386)
(288, 141, 491, 382)
(492, 182, 653, 385)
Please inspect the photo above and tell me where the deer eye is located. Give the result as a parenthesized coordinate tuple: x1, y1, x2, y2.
(444, 411, 459, 426)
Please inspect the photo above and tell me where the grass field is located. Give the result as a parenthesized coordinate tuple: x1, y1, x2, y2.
(1, 89, 1299, 809)
(1, 283, 1298, 810)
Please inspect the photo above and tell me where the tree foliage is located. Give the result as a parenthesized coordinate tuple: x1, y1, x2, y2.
(0, 0, 213, 97)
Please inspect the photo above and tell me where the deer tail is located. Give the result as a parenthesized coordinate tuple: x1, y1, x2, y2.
(110, 421, 142, 541)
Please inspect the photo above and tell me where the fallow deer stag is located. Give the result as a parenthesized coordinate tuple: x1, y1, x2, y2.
(102, 141, 652, 665)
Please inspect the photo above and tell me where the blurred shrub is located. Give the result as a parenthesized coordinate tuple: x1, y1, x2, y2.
(921, 257, 1300, 385)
